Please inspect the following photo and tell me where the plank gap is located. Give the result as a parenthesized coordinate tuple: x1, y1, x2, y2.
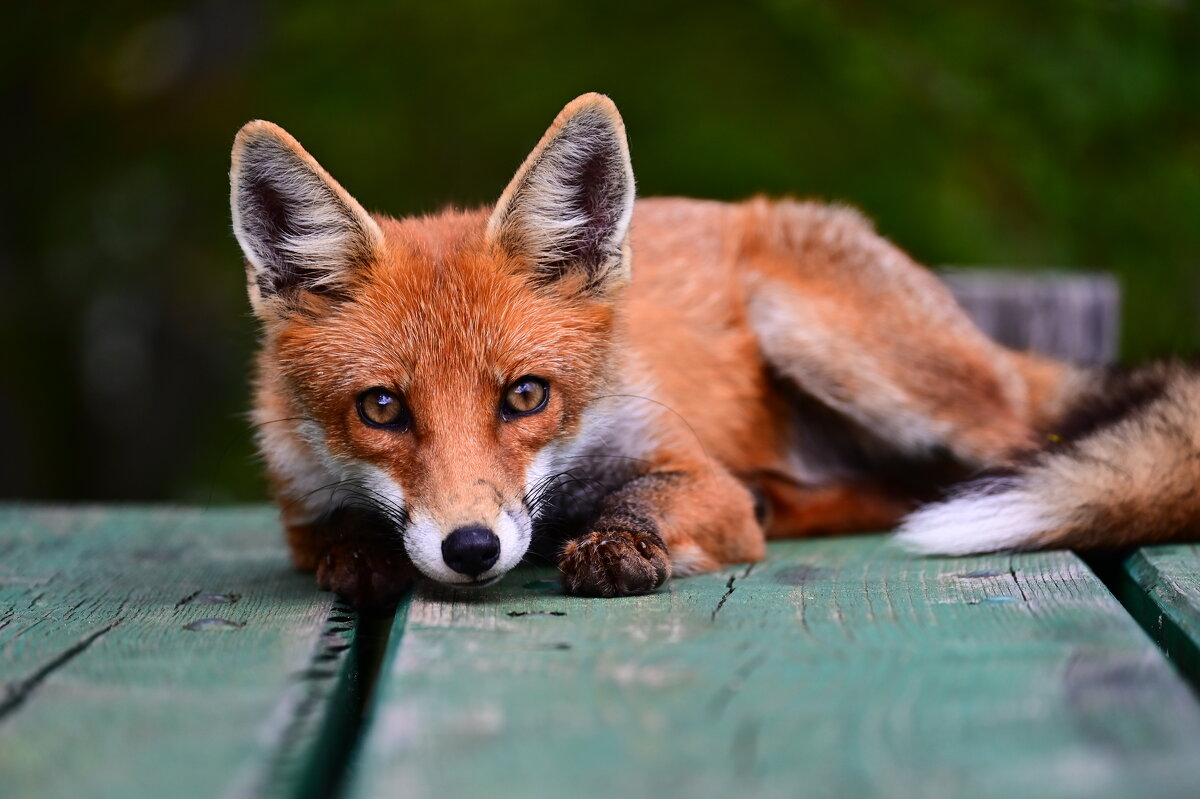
(268, 607, 398, 799)
(1097, 550, 1200, 698)
(294, 600, 412, 799)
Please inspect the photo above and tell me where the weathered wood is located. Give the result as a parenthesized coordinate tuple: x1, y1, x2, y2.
(1119, 545, 1200, 689)
(942, 269, 1120, 365)
(349, 536, 1200, 799)
(0, 506, 360, 799)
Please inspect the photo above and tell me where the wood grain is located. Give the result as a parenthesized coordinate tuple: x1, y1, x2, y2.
(1120, 544, 1200, 689)
(0, 505, 358, 799)
(349, 536, 1200, 799)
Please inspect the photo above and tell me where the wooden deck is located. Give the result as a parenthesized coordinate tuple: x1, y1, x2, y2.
(4, 506, 1200, 798)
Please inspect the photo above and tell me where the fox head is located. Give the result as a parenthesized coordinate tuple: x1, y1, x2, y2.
(230, 94, 636, 587)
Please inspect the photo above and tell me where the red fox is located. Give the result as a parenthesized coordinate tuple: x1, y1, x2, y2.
(230, 93, 1200, 609)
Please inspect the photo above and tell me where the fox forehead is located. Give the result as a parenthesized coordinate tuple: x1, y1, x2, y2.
(274, 210, 616, 397)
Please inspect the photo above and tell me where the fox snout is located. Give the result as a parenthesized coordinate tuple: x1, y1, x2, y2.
(401, 499, 533, 587)
(441, 525, 501, 577)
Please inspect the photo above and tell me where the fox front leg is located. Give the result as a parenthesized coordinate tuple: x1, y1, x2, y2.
(559, 467, 765, 597)
(291, 506, 418, 611)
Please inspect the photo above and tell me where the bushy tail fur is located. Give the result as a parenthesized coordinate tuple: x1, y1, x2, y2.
(897, 361, 1200, 554)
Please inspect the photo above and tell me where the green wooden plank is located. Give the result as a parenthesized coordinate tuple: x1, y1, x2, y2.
(348, 535, 1200, 799)
(1120, 545, 1200, 688)
(0, 505, 361, 799)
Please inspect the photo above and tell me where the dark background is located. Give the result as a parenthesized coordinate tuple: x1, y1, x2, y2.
(3, 1, 1198, 503)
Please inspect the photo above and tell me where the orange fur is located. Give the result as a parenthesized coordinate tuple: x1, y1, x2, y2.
(231, 94, 1192, 608)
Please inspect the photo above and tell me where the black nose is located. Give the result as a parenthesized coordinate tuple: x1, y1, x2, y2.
(441, 525, 501, 576)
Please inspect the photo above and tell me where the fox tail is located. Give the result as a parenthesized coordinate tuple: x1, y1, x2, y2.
(897, 361, 1200, 554)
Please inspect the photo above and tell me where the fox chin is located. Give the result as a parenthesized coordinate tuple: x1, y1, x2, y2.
(230, 94, 1200, 610)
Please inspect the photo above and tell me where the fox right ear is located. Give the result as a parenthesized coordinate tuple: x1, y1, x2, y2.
(487, 93, 635, 296)
(230, 121, 383, 311)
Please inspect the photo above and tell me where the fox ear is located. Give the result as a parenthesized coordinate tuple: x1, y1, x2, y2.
(487, 93, 636, 294)
(230, 121, 383, 310)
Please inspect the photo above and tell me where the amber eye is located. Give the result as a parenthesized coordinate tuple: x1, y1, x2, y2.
(502, 376, 549, 418)
(357, 388, 411, 430)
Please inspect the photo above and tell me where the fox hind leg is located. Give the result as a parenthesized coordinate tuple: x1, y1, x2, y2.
(740, 205, 1041, 471)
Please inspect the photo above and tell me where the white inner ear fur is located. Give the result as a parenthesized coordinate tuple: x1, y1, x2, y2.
(230, 122, 382, 302)
(487, 95, 636, 290)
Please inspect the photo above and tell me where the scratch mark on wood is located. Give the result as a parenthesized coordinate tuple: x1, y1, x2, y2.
(880, 571, 898, 623)
(795, 588, 810, 633)
(1010, 567, 1031, 602)
(178, 592, 242, 607)
(711, 576, 736, 622)
(0, 618, 122, 721)
(862, 562, 876, 622)
(177, 590, 202, 607)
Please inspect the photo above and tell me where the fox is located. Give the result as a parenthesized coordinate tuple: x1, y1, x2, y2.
(230, 93, 1200, 609)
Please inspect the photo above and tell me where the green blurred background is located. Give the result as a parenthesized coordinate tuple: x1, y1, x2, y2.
(3, 0, 1198, 502)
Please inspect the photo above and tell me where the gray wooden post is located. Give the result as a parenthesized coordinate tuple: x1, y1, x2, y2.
(941, 269, 1121, 365)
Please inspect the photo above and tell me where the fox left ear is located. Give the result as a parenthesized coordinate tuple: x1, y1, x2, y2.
(230, 121, 384, 313)
(487, 93, 636, 295)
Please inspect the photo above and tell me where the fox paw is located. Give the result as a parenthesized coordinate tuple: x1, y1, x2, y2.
(316, 540, 414, 612)
(559, 529, 671, 597)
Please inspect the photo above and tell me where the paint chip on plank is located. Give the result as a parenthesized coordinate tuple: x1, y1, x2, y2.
(959, 569, 1003, 579)
(507, 610, 566, 617)
(183, 617, 246, 631)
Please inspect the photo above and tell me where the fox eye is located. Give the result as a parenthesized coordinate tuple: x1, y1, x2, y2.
(502, 376, 549, 418)
(357, 388, 411, 430)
